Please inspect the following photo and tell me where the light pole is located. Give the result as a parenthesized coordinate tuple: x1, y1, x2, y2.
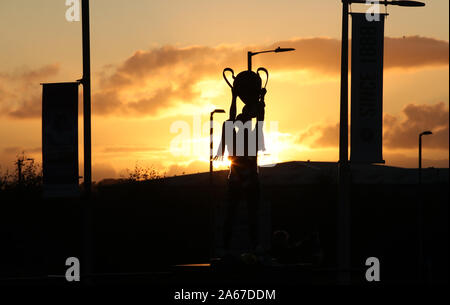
(419, 131, 432, 185)
(418, 130, 432, 282)
(81, 0, 92, 197)
(247, 46, 295, 71)
(338, 0, 425, 283)
(247, 46, 295, 169)
(210, 109, 226, 184)
(209, 109, 225, 259)
(81, 0, 93, 283)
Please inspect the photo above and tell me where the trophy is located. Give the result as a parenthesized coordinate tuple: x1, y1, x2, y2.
(223, 67, 268, 118)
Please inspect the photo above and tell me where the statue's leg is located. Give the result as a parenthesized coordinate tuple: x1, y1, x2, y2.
(223, 178, 240, 250)
(246, 175, 260, 250)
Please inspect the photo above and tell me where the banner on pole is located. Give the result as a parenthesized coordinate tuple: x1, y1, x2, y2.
(42, 82, 79, 197)
(350, 13, 385, 164)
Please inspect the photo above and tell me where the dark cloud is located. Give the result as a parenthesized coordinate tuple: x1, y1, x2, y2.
(92, 45, 228, 117)
(298, 122, 340, 148)
(298, 102, 449, 151)
(6, 94, 42, 119)
(250, 36, 449, 74)
(384, 36, 449, 70)
(0, 64, 60, 119)
(384, 102, 449, 149)
(0, 64, 59, 83)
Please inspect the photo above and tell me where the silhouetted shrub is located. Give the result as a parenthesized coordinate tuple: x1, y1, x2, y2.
(0, 153, 42, 193)
(123, 163, 164, 182)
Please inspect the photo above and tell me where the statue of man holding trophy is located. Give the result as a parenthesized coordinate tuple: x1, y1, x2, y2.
(214, 47, 294, 256)
(215, 66, 268, 251)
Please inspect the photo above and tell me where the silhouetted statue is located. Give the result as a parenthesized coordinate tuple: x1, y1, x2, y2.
(215, 68, 267, 251)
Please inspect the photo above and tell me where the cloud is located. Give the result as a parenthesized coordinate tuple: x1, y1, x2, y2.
(264, 36, 448, 72)
(298, 122, 340, 148)
(92, 45, 234, 117)
(0, 64, 60, 119)
(92, 36, 449, 118)
(383, 36, 449, 70)
(384, 102, 449, 149)
(298, 102, 449, 151)
(1, 36, 448, 119)
(0, 64, 59, 83)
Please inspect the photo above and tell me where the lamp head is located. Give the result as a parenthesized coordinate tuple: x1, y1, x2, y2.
(391, 1, 425, 7)
(274, 47, 295, 53)
(420, 131, 432, 136)
(213, 109, 225, 114)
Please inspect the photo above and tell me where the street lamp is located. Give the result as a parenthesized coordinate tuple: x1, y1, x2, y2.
(209, 109, 226, 259)
(418, 130, 432, 282)
(419, 130, 432, 184)
(81, 0, 92, 197)
(210, 109, 226, 183)
(246, 46, 295, 167)
(349, 0, 424, 6)
(247, 47, 295, 71)
(337, 0, 425, 283)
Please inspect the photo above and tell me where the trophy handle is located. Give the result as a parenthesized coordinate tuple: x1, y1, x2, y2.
(257, 67, 269, 89)
(223, 68, 235, 89)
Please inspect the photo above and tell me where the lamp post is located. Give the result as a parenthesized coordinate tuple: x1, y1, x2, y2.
(210, 109, 226, 184)
(419, 131, 432, 185)
(81, 0, 93, 283)
(247, 46, 295, 169)
(81, 0, 92, 197)
(247, 46, 295, 71)
(209, 109, 225, 259)
(418, 130, 432, 282)
(337, 0, 425, 283)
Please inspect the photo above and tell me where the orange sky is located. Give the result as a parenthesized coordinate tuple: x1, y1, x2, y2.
(0, 0, 448, 181)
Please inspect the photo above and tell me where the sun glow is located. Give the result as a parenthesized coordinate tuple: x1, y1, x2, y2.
(213, 157, 232, 169)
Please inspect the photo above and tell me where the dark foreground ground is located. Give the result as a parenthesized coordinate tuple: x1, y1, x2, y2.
(0, 162, 448, 285)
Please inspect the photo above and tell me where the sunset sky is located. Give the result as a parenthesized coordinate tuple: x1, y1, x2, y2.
(0, 0, 448, 181)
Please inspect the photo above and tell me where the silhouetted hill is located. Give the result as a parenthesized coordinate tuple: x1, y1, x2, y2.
(98, 161, 449, 186)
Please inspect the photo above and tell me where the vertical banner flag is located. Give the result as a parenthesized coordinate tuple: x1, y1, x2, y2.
(42, 82, 79, 197)
(350, 13, 385, 164)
